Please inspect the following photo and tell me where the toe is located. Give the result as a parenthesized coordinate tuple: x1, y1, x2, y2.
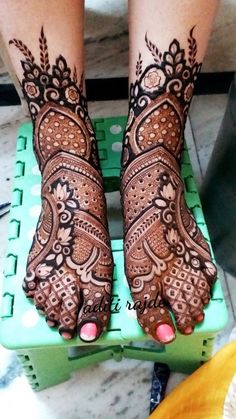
(184, 325, 193, 334)
(183, 285, 204, 324)
(23, 269, 38, 296)
(188, 295, 205, 324)
(58, 284, 80, 339)
(61, 332, 72, 340)
(202, 260, 217, 286)
(190, 271, 211, 306)
(186, 273, 210, 322)
(44, 291, 61, 327)
(136, 301, 176, 344)
(48, 269, 81, 339)
(47, 319, 56, 327)
(195, 312, 205, 323)
(166, 289, 195, 334)
(34, 280, 51, 311)
(77, 287, 111, 342)
(165, 270, 207, 334)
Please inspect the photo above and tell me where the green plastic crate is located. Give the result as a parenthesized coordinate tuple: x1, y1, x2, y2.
(0, 117, 228, 391)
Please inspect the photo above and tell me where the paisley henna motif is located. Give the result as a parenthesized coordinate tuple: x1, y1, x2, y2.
(122, 28, 217, 342)
(10, 28, 113, 340)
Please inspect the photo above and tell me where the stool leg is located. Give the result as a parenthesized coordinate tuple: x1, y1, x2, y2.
(17, 345, 122, 391)
(18, 347, 75, 390)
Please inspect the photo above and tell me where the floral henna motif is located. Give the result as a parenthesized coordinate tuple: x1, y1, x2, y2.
(121, 28, 217, 343)
(10, 28, 113, 340)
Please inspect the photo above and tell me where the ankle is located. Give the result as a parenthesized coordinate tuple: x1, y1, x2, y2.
(10, 28, 98, 171)
(123, 28, 202, 169)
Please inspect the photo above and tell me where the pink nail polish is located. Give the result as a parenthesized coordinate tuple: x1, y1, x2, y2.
(184, 326, 193, 335)
(47, 320, 55, 327)
(156, 324, 175, 343)
(62, 332, 72, 340)
(80, 322, 97, 342)
(196, 313, 204, 323)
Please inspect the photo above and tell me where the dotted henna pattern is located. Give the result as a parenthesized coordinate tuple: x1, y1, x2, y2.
(35, 104, 91, 166)
(121, 28, 217, 341)
(136, 96, 182, 154)
(10, 27, 113, 340)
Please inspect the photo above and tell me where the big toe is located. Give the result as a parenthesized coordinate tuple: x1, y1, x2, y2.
(156, 323, 175, 343)
(137, 303, 176, 344)
(23, 269, 38, 296)
(77, 290, 111, 342)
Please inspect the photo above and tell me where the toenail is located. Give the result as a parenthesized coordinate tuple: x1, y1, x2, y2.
(37, 309, 45, 315)
(156, 324, 175, 343)
(196, 313, 204, 323)
(79, 323, 97, 342)
(184, 326, 193, 335)
(47, 320, 55, 327)
(61, 332, 72, 340)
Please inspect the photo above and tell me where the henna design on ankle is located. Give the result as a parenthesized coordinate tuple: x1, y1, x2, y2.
(123, 27, 201, 168)
(10, 27, 113, 340)
(121, 28, 217, 342)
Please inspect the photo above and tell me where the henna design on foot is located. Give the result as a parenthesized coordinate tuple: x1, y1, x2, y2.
(10, 27, 113, 341)
(121, 28, 217, 343)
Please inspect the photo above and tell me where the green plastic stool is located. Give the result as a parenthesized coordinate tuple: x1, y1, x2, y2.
(0, 117, 228, 391)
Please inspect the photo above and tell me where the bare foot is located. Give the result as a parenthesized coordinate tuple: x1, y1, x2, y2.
(121, 29, 217, 344)
(10, 28, 113, 341)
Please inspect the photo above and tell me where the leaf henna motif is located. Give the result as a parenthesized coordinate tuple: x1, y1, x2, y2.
(39, 26, 50, 72)
(73, 66, 78, 84)
(52, 56, 71, 88)
(136, 52, 143, 78)
(145, 33, 162, 65)
(9, 39, 35, 63)
(188, 26, 197, 66)
(163, 40, 185, 75)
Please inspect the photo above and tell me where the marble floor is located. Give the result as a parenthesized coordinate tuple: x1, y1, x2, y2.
(0, 93, 235, 419)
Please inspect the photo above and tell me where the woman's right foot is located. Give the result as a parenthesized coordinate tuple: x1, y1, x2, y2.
(10, 28, 114, 341)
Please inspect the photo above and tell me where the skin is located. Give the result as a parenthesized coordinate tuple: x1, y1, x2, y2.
(0, 0, 220, 344)
(123, 0, 220, 343)
(0, 1, 113, 342)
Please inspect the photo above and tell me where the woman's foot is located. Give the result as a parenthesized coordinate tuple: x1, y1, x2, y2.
(10, 28, 113, 341)
(121, 29, 217, 344)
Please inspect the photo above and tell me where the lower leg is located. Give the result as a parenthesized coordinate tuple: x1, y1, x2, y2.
(0, 0, 113, 341)
(122, 0, 219, 343)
